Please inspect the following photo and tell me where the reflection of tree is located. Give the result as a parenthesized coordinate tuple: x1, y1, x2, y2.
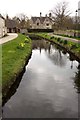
(32, 40, 77, 69)
(46, 45, 67, 67)
(74, 64, 80, 93)
(69, 54, 76, 69)
(32, 40, 51, 54)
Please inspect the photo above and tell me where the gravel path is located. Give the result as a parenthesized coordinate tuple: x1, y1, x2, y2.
(0, 33, 18, 44)
(48, 33, 80, 43)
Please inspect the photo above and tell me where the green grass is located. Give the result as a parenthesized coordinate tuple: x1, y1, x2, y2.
(0, 44, 2, 105)
(0, 45, 2, 85)
(37, 33, 80, 58)
(55, 33, 80, 40)
(2, 34, 32, 95)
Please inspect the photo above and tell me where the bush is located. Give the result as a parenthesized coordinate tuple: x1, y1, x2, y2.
(50, 36, 54, 39)
(63, 40, 68, 45)
(57, 37, 61, 42)
(59, 40, 63, 44)
(69, 36, 72, 38)
(70, 44, 77, 49)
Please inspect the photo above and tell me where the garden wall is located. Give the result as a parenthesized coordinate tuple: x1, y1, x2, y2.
(54, 30, 80, 37)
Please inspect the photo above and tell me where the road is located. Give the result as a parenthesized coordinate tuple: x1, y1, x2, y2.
(0, 33, 18, 44)
(48, 33, 80, 43)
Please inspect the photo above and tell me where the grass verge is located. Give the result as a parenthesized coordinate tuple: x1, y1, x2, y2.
(2, 34, 32, 97)
(37, 33, 80, 61)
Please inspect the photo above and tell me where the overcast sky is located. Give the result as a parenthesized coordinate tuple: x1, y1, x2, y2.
(0, 0, 79, 18)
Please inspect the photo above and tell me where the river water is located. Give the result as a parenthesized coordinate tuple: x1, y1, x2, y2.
(3, 40, 80, 118)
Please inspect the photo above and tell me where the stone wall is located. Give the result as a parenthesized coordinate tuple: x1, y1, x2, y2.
(54, 30, 80, 37)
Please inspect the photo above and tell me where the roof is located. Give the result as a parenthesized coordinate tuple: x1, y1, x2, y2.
(5, 19, 17, 28)
(31, 17, 53, 24)
(0, 14, 5, 20)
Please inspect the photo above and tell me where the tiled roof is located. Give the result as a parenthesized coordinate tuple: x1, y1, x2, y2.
(31, 17, 53, 24)
(0, 14, 5, 19)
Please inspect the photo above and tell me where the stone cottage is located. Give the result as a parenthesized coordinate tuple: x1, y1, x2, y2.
(5, 16, 20, 33)
(30, 13, 53, 30)
(0, 14, 7, 38)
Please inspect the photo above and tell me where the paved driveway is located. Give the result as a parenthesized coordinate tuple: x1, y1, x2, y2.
(48, 33, 80, 43)
(0, 33, 18, 44)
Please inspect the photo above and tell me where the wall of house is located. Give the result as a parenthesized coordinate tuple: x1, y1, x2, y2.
(0, 17, 7, 38)
(30, 18, 52, 29)
(43, 18, 52, 29)
(20, 29, 28, 34)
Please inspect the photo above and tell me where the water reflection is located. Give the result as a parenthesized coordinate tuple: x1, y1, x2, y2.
(46, 46, 67, 67)
(74, 64, 80, 93)
(3, 39, 79, 118)
(32, 40, 80, 93)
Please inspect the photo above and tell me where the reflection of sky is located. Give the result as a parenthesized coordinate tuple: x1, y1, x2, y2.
(26, 49, 78, 115)
(3, 45, 79, 118)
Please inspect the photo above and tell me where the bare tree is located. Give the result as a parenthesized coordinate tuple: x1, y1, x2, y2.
(16, 13, 28, 21)
(14, 13, 28, 28)
(51, 1, 71, 29)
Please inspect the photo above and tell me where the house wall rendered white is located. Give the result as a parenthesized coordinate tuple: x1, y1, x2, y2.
(0, 17, 7, 38)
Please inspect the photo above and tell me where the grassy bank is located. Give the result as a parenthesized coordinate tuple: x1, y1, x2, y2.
(37, 33, 80, 61)
(2, 34, 32, 97)
(54, 33, 80, 40)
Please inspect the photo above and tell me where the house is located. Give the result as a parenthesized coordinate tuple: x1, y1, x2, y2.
(5, 16, 20, 33)
(30, 13, 54, 30)
(0, 14, 7, 38)
(20, 27, 28, 34)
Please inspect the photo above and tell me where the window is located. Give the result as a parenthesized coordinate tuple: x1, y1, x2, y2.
(46, 23, 49, 26)
(37, 23, 39, 26)
(46, 19, 48, 21)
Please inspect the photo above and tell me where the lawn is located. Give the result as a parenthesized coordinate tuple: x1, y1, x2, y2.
(0, 45, 2, 85)
(0, 44, 2, 105)
(2, 34, 32, 96)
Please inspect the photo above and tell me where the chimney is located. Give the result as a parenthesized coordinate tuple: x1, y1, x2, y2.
(40, 12, 42, 17)
(49, 13, 52, 18)
(6, 14, 9, 19)
(45, 14, 47, 17)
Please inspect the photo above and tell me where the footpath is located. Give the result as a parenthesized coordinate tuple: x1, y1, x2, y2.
(0, 33, 18, 44)
(48, 33, 80, 43)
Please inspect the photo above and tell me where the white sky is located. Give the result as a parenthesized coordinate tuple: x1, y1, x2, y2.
(0, 0, 79, 18)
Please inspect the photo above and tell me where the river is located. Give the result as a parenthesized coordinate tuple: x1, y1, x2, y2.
(3, 39, 80, 118)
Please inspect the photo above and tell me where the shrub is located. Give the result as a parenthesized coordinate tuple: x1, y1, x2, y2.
(50, 36, 54, 39)
(66, 35, 69, 37)
(63, 40, 68, 45)
(57, 37, 61, 42)
(70, 44, 77, 49)
(59, 40, 63, 44)
(69, 36, 72, 38)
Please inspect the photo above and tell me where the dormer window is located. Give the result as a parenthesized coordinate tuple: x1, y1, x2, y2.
(37, 23, 39, 26)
